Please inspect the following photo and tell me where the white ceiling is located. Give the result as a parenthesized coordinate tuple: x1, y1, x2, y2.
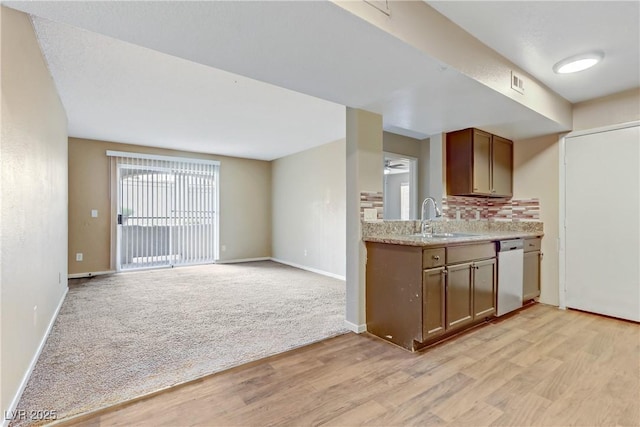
(4, 1, 636, 159)
(428, 1, 640, 103)
(30, 17, 345, 161)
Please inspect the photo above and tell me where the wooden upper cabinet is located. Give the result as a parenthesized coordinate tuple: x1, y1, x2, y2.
(446, 128, 513, 197)
(492, 135, 513, 196)
(472, 130, 492, 194)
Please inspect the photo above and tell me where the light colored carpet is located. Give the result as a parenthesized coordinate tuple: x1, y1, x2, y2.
(12, 261, 347, 425)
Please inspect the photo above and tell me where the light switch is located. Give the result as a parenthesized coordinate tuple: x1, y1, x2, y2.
(364, 208, 378, 222)
(91, 209, 98, 218)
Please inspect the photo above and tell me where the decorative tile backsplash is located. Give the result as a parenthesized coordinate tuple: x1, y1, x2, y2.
(511, 198, 540, 221)
(442, 196, 540, 222)
(358, 192, 539, 222)
(360, 191, 384, 221)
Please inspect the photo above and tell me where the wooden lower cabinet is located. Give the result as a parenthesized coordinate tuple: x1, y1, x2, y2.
(473, 258, 497, 318)
(366, 241, 498, 351)
(365, 243, 424, 350)
(523, 237, 542, 302)
(422, 267, 446, 339)
(523, 250, 541, 301)
(446, 263, 474, 330)
(446, 258, 496, 331)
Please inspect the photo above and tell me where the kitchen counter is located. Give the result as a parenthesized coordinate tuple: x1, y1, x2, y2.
(363, 230, 543, 247)
(361, 219, 544, 247)
(363, 221, 544, 351)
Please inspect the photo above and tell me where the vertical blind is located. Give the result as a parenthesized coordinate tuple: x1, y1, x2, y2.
(107, 151, 219, 271)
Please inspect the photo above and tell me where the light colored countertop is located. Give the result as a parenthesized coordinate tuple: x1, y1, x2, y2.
(363, 230, 543, 247)
(361, 219, 544, 247)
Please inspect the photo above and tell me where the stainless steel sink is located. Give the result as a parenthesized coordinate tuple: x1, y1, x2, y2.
(410, 232, 478, 238)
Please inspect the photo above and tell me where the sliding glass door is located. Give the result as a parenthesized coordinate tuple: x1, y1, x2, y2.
(111, 152, 219, 271)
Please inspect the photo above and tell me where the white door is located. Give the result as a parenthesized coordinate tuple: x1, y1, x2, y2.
(565, 124, 640, 322)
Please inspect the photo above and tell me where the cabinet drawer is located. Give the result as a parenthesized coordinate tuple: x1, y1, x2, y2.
(423, 248, 445, 268)
(447, 243, 495, 264)
(524, 237, 542, 253)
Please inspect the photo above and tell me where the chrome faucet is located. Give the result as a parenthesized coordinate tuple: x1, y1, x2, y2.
(420, 197, 442, 236)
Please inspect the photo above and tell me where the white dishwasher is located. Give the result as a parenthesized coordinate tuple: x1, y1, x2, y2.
(496, 239, 524, 316)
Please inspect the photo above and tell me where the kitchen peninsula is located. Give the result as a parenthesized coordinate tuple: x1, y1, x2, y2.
(363, 220, 543, 351)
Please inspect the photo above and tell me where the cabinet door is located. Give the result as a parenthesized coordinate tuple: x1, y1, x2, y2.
(492, 136, 513, 197)
(472, 129, 492, 194)
(473, 258, 496, 318)
(422, 267, 446, 340)
(446, 263, 474, 329)
(523, 251, 541, 301)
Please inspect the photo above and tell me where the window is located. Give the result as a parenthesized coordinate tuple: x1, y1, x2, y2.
(107, 151, 219, 270)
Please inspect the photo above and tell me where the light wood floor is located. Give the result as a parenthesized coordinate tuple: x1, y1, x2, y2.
(60, 304, 639, 427)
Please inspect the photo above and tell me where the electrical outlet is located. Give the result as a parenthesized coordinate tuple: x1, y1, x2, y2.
(33, 305, 37, 327)
(221, 245, 226, 252)
(76, 253, 83, 262)
(304, 249, 308, 257)
(91, 209, 98, 218)
(363, 208, 378, 222)
(511, 71, 525, 94)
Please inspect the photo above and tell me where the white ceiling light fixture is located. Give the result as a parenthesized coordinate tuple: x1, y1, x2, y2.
(553, 51, 604, 74)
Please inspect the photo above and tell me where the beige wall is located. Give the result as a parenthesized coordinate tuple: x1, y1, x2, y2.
(573, 88, 640, 131)
(383, 131, 430, 217)
(346, 108, 383, 330)
(511, 90, 640, 307)
(333, 1, 572, 129)
(428, 133, 445, 202)
(272, 139, 345, 278)
(68, 138, 271, 274)
(513, 134, 561, 306)
(1, 6, 69, 415)
(382, 131, 421, 159)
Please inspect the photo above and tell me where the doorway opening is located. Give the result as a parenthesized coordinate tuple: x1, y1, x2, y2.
(383, 152, 418, 220)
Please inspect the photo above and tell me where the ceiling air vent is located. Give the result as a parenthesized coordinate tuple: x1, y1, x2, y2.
(511, 71, 525, 94)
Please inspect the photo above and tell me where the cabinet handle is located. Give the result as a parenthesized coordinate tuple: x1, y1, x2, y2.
(433, 255, 440, 260)
(541, 252, 544, 259)
(473, 187, 478, 191)
(442, 270, 448, 275)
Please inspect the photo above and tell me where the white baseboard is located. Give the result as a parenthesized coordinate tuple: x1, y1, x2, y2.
(345, 320, 367, 334)
(215, 257, 271, 264)
(3, 287, 68, 427)
(68, 270, 115, 279)
(270, 258, 346, 281)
